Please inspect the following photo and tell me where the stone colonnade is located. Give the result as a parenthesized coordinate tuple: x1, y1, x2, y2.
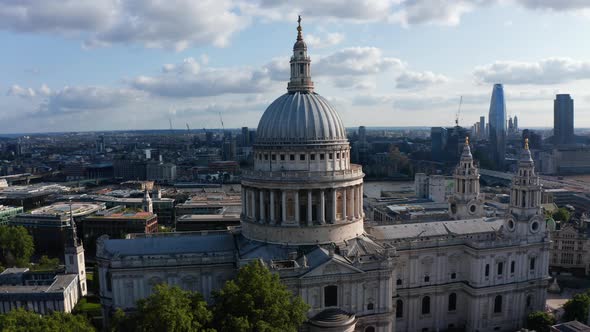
(241, 185, 363, 225)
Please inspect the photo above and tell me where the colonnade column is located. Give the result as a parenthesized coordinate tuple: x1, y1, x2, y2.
(357, 185, 363, 218)
(307, 190, 313, 226)
(281, 190, 287, 223)
(294, 190, 300, 224)
(242, 188, 247, 218)
(350, 185, 356, 219)
(259, 190, 265, 224)
(342, 188, 347, 221)
(331, 189, 337, 223)
(319, 190, 326, 224)
(270, 190, 276, 224)
(251, 190, 257, 220)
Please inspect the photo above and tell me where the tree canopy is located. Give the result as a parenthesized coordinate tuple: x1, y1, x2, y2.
(553, 207, 571, 222)
(563, 291, 590, 323)
(0, 225, 34, 267)
(526, 311, 556, 332)
(110, 284, 214, 332)
(0, 308, 95, 332)
(211, 260, 309, 332)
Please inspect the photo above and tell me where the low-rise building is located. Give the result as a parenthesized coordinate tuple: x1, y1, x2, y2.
(81, 206, 158, 256)
(0, 205, 23, 225)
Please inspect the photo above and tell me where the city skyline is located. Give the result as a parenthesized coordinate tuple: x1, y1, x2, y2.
(2, 1, 590, 133)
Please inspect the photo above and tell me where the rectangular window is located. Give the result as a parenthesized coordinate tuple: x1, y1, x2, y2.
(497, 262, 504, 276)
(272, 154, 276, 161)
(485, 264, 490, 277)
(310, 154, 316, 160)
(264, 154, 268, 160)
(299, 64, 304, 74)
(530, 258, 536, 270)
(329, 153, 333, 160)
(320, 154, 325, 160)
(300, 154, 305, 161)
(336, 152, 340, 159)
(290, 154, 295, 161)
(510, 261, 515, 273)
(280, 154, 285, 161)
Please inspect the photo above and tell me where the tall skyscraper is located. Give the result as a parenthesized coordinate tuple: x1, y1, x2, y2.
(488, 84, 507, 168)
(513, 115, 519, 132)
(479, 116, 485, 139)
(241, 126, 250, 146)
(554, 94, 574, 145)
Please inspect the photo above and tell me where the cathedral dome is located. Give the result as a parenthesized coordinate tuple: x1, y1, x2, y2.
(255, 92, 347, 145)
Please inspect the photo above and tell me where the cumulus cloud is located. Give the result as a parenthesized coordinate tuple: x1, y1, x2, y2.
(0, 0, 245, 50)
(130, 57, 273, 98)
(6, 85, 36, 99)
(40, 86, 141, 114)
(473, 57, 590, 85)
(304, 32, 344, 48)
(390, 0, 486, 26)
(516, 0, 590, 11)
(315, 47, 404, 76)
(396, 70, 449, 89)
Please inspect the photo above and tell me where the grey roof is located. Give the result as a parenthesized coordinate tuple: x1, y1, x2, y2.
(102, 232, 235, 256)
(370, 218, 504, 241)
(256, 92, 347, 145)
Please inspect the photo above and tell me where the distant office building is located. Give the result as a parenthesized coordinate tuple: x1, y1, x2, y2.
(522, 129, 542, 150)
(146, 162, 177, 182)
(554, 94, 574, 145)
(479, 116, 486, 139)
(488, 84, 507, 168)
(431, 127, 448, 160)
(81, 206, 157, 255)
(10, 202, 104, 256)
(96, 136, 105, 154)
(358, 126, 367, 142)
(513, 115, 518, 132)
(0, 205, 23, 225)
(113, 159, 147, 180)
(93, 195, 175, 225)
(222, 139, 237, 161)
(241, 127, 250, 146)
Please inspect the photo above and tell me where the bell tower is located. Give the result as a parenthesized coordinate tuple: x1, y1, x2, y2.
(448, 137, 484, 219)
(64, 204, 87, 296)
(504, 139, 545, 237)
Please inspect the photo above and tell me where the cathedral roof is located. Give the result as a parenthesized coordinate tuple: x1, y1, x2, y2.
(256, 92, 347, 145)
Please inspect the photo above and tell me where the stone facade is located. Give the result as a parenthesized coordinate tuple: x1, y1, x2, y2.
(96, 22, 549, 332)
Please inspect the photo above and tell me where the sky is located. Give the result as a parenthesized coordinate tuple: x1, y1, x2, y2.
(2, 0, 590, 134)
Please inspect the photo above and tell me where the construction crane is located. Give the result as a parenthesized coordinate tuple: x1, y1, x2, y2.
(219, 112, 225, 131)
(186, 123, 190, 132)
(168, 117, 173, 131)
(455, 96, 463, 127)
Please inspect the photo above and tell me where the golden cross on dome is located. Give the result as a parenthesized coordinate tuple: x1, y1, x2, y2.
(465, 136, 469, 146)
(524, 138, 529, 150)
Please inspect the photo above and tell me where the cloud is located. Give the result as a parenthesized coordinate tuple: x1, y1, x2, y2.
(396, 70, 449, 89)
(130, 57, 273, 98)
(305, 32, 344, 48)
(390, 0, 486, 26)
(315, 47, 404, 76)
(473, 57, 590, 85)
(0, 0, 245, 51)
(516, 0, 590, 11)
(40, 86, 141, 114)
(6, 85, 36, 99)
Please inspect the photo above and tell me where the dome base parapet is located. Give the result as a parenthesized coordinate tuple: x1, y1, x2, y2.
(241, 219, 364, 245)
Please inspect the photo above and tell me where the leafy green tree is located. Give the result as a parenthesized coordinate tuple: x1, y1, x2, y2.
(32, 255, 60, 271)
(0, 225, 34, 267)
(0, 308, 95, 332)
(526, 311, 556, 332)
(553, 208, 571, 222)
(212, 260, 309, 332)
(563, 291, 590, 323)
(110, 284, 214, 332)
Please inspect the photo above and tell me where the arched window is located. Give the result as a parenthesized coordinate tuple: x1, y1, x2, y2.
(497, 262, 504, 275)
(485, 264, 490, 277)
(530, 257, 536, 270)
(422, 296, 431, 315)
(324, 285, 338, 307)
(448, 293, 457, 311)
(367, 303, 374, 310)
(396, 278, 402, 285)
(365, 327, 376, 332)
(510, 261, 515, 274)
(494, 295, 502, 313)
(396, 299, 404, 318)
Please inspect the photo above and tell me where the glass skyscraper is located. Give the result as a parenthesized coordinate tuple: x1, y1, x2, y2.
(554, 94, 574, 145)
(488, 84, 506, 169)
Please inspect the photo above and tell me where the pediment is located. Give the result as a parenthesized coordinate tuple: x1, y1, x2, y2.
(301, 258, 364, 278)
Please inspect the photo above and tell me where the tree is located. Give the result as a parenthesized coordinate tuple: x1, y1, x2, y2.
(212, 260, 309, 332)
(553, 208, 571, 222)
(0, 225, 34, 267)
(563, 291, 590, 323)
(110, 284, 214, 332)
(31, 255, 60, 271)
(526, 311, 556, 332)
(0, 308, 95, 332)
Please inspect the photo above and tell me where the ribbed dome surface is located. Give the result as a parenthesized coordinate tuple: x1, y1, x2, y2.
(256, 92, 347, 145)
